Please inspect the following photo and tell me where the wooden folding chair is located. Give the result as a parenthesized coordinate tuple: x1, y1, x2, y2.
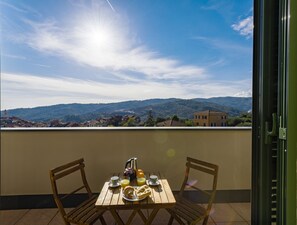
(167, 157, 218, 225)
(49, 158, 106, 225)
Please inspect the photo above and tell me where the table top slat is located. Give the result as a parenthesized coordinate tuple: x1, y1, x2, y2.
(157, 179, 170, 204)
(102, 185, 114, 206)
(95, 182, 109, 206)
(146, 192, 155, 204)
(117, 187, 125, 206)
(161, 179, 176, 204)
(110, 186, 121, 206)
(150, 185, 162, 204)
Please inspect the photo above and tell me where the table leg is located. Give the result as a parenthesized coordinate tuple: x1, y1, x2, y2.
(110, 209, 125, 225)
(145, 208, 160, 225)
(126, 210, 138, 225)
(109, 208, 162, 225)
(137, 209, 148, 223)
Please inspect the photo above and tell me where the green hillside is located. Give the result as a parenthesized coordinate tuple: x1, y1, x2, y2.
(1, 97, 251, 123)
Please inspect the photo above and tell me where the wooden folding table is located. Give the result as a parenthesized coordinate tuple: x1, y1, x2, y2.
(95, 173, 176, 225)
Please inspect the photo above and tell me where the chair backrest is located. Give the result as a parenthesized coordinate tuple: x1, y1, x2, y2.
(49, 158, 93, 218)
(180, 157, 219, 213)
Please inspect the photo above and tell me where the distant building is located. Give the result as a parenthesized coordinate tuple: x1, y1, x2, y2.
(156, 119, 185, 127)
(193, 110, 228, 127)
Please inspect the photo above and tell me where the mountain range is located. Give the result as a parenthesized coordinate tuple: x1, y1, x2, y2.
(1, 97, 252, 123)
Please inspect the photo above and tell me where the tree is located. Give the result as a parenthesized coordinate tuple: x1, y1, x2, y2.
(144, 110, 155, 126)
(184, 119, 194, 126)
(122, 117, 136, 127)
(63, 114, 83, 123)
(107, 115, 122, 126)
(226, 112, 252, 127)
(172, 115, 179, 121)
(156, 117, 166, 123)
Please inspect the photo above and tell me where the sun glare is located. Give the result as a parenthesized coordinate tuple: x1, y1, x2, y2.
(76, 21, 116, 51)
(88, 25, 112, 47)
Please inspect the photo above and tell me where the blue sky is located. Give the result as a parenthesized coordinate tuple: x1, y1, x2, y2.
(1, 0, 253, 110)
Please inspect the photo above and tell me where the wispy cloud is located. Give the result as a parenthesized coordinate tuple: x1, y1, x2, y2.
(0, 1, 27, 13)
(20, 6, 205, 81)
(0, 0, 41, 17)
(234, 89, 252, 97)
(232, 16, 253, 38)
(201, 0, 232, 11)
(184, 79, 252, 98)
(201, 0, 235, 23)
(2, 53, 27, 60)
(192, 36, 251, 54)
(1, 72, 252, 109)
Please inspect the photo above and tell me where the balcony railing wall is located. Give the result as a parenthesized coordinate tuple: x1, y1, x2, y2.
(0, 128, 251, 196)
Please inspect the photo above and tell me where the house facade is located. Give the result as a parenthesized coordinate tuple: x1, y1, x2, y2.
(193, 110, 228, 127)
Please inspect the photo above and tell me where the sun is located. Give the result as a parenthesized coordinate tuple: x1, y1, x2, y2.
(88, 25, 112, 47)
(76, 21, 116, 50)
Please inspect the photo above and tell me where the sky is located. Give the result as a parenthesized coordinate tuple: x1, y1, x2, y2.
(0, 0, 253, 110)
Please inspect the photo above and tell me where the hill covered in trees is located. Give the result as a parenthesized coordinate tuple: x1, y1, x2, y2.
(1, 97, 252, 127)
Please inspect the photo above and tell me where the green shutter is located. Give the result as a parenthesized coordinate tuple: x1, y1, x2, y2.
(286, 0, 297, 223)
(253, 0, 297, 224)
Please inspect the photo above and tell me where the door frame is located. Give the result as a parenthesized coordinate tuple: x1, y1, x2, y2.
(252, 0, 297, 224)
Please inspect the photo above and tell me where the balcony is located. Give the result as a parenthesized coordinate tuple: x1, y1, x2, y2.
(0, 127, 251, 224)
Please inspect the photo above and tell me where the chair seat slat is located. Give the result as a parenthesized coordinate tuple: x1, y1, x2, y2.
(81, 208, 99, 223)
(172, 206, 197, 222)
(68, 210, 101, 225)
(66, 195, 105, 225)
(176, 196, 206, 216)
(185, 185, 212, 196)
(72, 201, 95, 221)
(177, 203, 205, 218)
(85, 212, 104, 225)
(67, 196, 97, 219)
(170, 196, 208, 224)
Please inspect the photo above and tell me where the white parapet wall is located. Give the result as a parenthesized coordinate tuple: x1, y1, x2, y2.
(0, 127, 251, 195)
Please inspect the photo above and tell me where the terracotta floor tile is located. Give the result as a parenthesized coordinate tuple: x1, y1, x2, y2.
(15, 209, 58, 225)
(1, 203, 252, 225)
(0, 209, 29, 225)
(215, 222, 250, 225)
(230, 202, 251, 221)
(210, 203, 245, 223)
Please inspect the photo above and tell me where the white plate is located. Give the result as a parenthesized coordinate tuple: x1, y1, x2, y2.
(122, 194, 147, 202)
(109, 182, 120, 188)
(147, 180, 160, 186)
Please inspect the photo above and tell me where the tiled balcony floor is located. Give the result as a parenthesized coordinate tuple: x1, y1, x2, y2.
(0, 203, 251, 225)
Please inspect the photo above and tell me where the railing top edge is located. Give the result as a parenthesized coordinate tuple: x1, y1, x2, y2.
(0, 127, 252, 132)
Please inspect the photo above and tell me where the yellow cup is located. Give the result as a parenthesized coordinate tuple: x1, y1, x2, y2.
(137, 177, 146, 186)
(120, 179, 130, 188)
